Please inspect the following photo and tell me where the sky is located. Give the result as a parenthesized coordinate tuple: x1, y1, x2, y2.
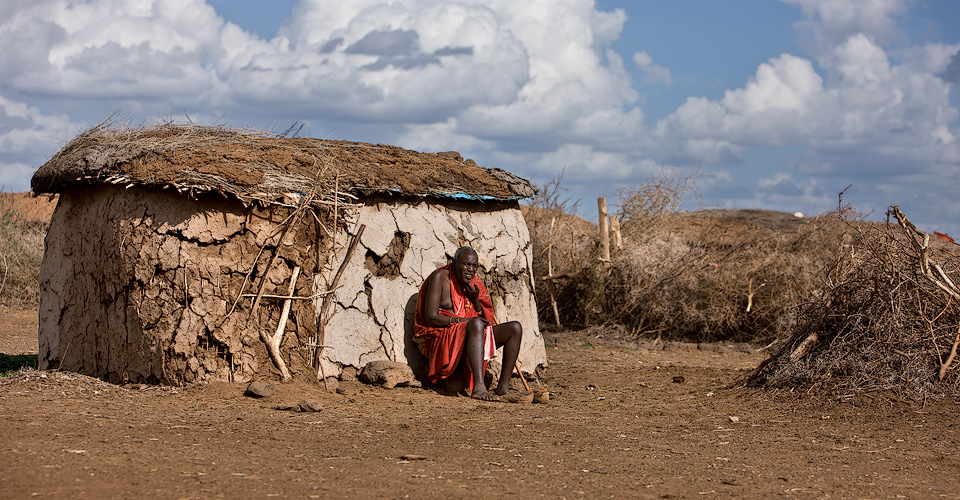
(2, 0, 959, 233)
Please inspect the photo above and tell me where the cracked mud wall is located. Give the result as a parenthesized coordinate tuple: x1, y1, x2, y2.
(38, 184, 324, 384)
(316, 198, 546, 379)
(38, 184, 543, 385)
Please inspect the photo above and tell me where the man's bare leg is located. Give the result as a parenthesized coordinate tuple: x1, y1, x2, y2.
(464, 318, 499, 401)
(492, 321, 522, 395)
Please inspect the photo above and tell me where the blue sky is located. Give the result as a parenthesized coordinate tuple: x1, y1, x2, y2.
(2, 0, 959, 233)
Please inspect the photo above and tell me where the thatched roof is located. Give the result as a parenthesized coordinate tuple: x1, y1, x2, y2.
(31, 123, 536, 207)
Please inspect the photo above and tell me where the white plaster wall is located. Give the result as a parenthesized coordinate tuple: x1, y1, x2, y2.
(317, 200, 546, 378)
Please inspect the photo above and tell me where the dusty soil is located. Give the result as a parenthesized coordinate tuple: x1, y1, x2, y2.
(2, 310, 958, 499)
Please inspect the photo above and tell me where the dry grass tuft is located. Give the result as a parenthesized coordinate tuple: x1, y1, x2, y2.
(617, 167, 698, 241)
(0, 195, 46, 307)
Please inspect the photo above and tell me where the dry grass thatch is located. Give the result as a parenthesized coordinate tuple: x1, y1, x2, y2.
(31, 122, 535, 207)
(744, 206, 960, 400)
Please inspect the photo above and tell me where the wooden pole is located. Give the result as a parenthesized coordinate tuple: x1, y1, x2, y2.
(609, 215, 622, 255)
(547, 217, 562, 328)
(598, 197, 610, 262)
(261, 266, 300, 381)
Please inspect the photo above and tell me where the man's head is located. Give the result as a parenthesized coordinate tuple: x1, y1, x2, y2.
(452, 246, 479, 285)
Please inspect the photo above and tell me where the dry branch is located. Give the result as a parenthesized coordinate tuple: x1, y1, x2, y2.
(940, 327, 960, 380)
(261, 266, 300, 381)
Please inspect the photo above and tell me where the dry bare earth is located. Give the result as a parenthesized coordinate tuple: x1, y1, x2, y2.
(2, 311, 959, 499)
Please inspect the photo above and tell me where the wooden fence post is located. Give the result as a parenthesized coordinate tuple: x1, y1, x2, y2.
(598, 197, 610, 262)
(610, 215, 622, 255)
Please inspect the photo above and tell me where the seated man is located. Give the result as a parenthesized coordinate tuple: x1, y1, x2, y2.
(413, 246, 527, 401)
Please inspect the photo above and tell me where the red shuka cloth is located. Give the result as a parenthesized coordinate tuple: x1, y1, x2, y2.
(413, 264, 498, 388)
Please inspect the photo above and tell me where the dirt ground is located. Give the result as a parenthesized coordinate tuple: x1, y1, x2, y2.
(1, 307, 959, 499)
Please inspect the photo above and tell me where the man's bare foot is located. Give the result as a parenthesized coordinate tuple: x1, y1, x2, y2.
(471, 390, 501, 402)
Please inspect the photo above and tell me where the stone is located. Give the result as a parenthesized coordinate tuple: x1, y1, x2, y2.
(244, 380, 275, 398)
(359, 360, 416, 389)
(322, 377, 339, 392)
(298, 399, 323, 412)
(339, 366, 358, 381)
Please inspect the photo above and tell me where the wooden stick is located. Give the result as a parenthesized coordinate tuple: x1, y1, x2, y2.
(249, 214, 298, 316)
(540, 272, 578, 281)
(58, 342, 70, 371)
(227, 242, 269, 317)
(514, 360, 532, 392)
(0, 249, 7, 298)
(241, 288, 338, 301)
(261, 266, 300, 381)
(789, 332, 819, 362)
(248, 186, 321, 319)
(939, 326, 960, 380)
(609, 215, 622, 254)
(547, 217, 562, 328)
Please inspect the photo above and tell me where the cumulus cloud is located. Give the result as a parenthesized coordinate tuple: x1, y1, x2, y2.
(0, 0, 642, 179)
(783, 0, 911, 54)
(942, 48, 960, 85)
(0, 0, 958, 232)
(655, 27, 958, 177)
(633, 51, 672, 86)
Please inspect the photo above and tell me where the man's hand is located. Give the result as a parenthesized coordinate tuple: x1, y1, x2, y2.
(464, 283, 484, 315)
(463, 282, 480, 301)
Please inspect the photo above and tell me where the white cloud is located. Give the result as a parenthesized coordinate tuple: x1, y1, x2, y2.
(395, 118, 493, 156)
(1, 0, 231, 102)
(0, 96, 83, 191)
(0, 0, 958, 233)
(783, 0, 911, 54)
(656, 38, 958, 170)
(633, 51, 672, 86)
(0, 0, 642, 138)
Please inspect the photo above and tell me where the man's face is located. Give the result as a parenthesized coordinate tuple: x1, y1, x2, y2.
(453, 250, 479, 285)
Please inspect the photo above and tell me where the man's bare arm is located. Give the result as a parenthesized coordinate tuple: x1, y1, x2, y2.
(423, 269, 460, 327)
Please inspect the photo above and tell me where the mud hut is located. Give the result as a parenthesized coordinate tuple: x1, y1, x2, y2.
(31, 124, 546, 385)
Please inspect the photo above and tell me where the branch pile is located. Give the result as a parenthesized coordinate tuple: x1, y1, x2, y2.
(744, 206, 960, 400)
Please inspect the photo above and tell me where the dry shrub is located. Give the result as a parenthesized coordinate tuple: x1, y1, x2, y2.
(522, 173, 598, 328)
(617, 167, 698, 241)
(597, 210, 845, 342)
(523, 169, 847, 341)
(0, 195, 46, 307)
(745, 206, 960, 399)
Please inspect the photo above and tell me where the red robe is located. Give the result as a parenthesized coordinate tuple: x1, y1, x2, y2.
(413, 264, 497, 388)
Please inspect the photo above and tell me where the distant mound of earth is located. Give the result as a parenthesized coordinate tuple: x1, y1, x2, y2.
(0, 192, 58, 223)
